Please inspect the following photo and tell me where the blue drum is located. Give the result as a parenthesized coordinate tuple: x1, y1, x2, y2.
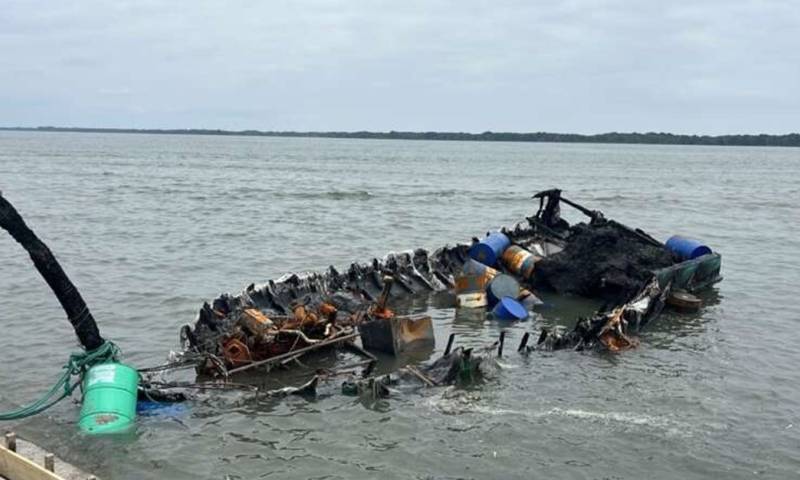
(665, 235, 712, 260)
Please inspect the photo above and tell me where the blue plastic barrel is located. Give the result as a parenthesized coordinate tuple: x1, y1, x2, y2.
(137, 401, 189, 418)
(492, 297, 529, 321)
(468, 232, 511, 267)
(665, 235, 712, 260)
(486, 274, 520, 307)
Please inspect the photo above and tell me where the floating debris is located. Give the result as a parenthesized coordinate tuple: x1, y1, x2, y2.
(1, 188, 724, 431)
(666, 290, 703, 312)
(179, 188, 721, 372)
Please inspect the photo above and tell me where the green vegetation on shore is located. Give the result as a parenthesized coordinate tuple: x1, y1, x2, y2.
(3, 126, 799, 147)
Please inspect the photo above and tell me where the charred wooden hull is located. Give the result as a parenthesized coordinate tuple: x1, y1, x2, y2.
(182, 189, 722, 373)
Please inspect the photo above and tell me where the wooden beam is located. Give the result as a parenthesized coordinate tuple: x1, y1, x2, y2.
(43, 454, 54, 472)
(4, 433, 16, 453)
(0, 444, 65, 480)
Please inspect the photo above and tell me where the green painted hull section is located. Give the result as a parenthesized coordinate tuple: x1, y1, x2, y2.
(653, 253, 722, 292)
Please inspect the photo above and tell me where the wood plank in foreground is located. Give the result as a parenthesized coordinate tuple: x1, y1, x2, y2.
(0, 444, 64, 480)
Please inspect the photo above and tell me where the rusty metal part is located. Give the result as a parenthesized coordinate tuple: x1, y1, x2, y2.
(239, 308, 273, 335)
(222, 338, 252, 367)
(502, 245, 537, 279)
(320, 302, 338, 321)
(226, 332, 359, 376)
(280, 329, 322, 345)
(596, 308, 640, 352)
(371, 276, 395, 319)
(359, 315, 434, 356)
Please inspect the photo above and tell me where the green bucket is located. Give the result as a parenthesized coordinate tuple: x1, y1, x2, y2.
(78, 362, 139, 434)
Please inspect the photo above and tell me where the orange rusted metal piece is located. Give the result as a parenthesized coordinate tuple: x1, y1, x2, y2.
(292, 305, 307, 322)
(320, 302, 337, 320)
(370, 307, 395, 320)
(222, 338, 252, 367)
(240, 308, 273, 335)
(369, 275, 396, 319)
(599, 330, 639, 352)
(597, 308, 639, 352)
(501, 245, 537, 279)
(454, 260, 498, 294)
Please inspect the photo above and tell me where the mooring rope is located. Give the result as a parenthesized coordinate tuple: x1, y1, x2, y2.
(0, 341, 120, 421)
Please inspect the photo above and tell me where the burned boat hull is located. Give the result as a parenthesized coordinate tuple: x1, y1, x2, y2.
(181, 189, 722, 374)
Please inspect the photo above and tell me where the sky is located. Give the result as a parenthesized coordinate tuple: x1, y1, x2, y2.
(1, 0, 798, 134)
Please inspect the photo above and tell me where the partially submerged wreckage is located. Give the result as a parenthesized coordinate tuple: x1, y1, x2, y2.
(0, 188, 722, 434)
(178, 188, 722, 381)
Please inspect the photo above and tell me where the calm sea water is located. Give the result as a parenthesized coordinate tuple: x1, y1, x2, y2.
(1, 131, 799, 479)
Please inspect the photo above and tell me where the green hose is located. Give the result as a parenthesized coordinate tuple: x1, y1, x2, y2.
(0, 341, 120, 421)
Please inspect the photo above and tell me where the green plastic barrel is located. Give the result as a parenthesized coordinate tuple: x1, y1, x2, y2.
(79, 362, 139, 434)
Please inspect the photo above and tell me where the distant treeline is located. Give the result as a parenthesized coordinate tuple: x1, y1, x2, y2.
(3, 126, 800, 147)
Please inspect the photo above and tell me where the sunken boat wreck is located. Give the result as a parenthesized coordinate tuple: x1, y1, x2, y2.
(0, 188, 723, 431)
(160, 188, 722, 398)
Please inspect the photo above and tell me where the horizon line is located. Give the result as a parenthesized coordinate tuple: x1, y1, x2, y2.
(2, 126, 799, 147)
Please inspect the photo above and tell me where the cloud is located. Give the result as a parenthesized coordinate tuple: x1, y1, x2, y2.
(0, 0, 797, 133)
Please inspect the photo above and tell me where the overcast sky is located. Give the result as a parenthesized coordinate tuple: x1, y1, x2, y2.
(1, 0, 798, 134)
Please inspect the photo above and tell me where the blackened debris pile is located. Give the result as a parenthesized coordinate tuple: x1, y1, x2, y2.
(535, 220, 676, 302)
(181, 244, 471, 375)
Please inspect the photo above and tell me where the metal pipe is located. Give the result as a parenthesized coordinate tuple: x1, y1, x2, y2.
(444, 333, 455, 355)
(517, 332, 530, 352)
(498, 331, 506, 357)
